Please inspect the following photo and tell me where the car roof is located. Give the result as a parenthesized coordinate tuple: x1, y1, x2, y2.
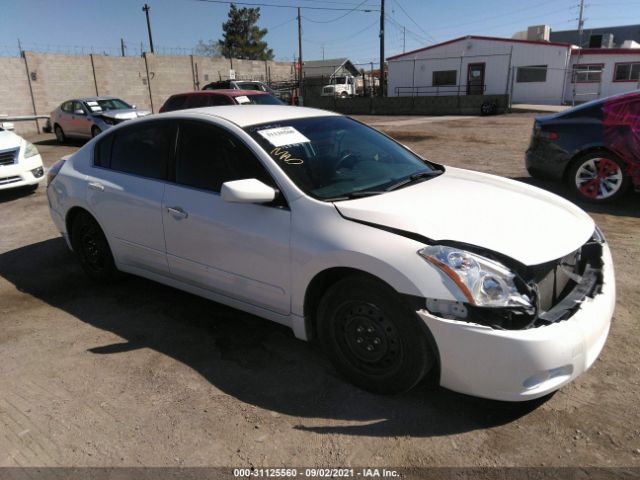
(170, 105, 340, 127)
(73, 96, 120, 102)
(172, 90, 270, 98)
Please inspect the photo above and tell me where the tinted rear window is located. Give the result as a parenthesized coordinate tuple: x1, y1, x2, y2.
(109, 122, 174, 180)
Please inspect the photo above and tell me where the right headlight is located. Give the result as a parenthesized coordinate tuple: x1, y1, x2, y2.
(418, 245, 532, 308)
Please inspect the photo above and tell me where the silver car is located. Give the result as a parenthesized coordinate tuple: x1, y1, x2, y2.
(49, 96, 150, 142)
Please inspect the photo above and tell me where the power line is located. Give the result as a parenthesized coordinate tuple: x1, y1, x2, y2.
(303, 0, 374, 23)
(193, 0, 379, 11)
(392, 0, 438, 43)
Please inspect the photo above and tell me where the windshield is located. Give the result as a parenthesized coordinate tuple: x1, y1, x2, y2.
(85, 98, 132, 112)
(237, 82, 264, 91)
(236, 94, 284, 105)
(246, 116, 442, 200)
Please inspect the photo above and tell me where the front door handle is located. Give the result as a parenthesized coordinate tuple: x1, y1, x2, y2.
(167, 206, 188, 219)
(88, 181, 105, 192)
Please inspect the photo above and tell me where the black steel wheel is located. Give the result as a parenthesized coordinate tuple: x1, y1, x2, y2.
(317, 275, 434, 394)
(54, 124, 66, 144)
(70, 212, 119, 282)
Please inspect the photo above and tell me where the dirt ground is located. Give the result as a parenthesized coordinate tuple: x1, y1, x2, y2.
(0, 113, 639, 470)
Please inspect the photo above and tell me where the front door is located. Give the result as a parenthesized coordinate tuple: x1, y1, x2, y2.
(162, 120, 291, 314)
(467, 63, 485, 95)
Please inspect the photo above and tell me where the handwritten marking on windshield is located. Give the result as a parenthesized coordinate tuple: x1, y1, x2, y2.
(271, 147, 304, 165)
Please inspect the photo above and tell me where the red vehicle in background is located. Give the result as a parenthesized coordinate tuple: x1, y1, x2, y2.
(159, 89, 284, 113)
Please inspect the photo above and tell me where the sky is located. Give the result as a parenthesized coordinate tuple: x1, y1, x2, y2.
(1, 0, 640, 67)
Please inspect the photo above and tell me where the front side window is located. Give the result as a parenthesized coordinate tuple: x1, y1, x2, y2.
(614, 62, 640, 82)
(572, 64, 602, 83)
(236, 82, 264, 91)
(516, 65, 547, 83)
(61, 101, 73, 113)
(433, 70, 457, 86)
(246, 116, 442, 201)
(107, 121, 174, 179)
(175, 121, 274, 192)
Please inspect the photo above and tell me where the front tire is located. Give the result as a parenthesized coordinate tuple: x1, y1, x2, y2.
(568, 151, 630, 203)
(317, 275, 434, 394)
(91, 126, 102, 138)
(70, 212, 120, 283)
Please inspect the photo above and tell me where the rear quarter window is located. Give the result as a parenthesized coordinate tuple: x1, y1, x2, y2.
(108, 121, 175, 180)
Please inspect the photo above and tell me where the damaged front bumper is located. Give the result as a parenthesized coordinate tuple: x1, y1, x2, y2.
(417, 241, 615, 402)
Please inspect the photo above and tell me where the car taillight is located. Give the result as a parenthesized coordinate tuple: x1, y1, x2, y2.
(540, 131, 559, 140)
(47, 158, 66, 187)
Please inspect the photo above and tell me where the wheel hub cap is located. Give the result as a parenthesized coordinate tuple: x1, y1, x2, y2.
(576, 157, 623, 199)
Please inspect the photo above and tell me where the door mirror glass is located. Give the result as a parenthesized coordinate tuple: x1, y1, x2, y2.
(74, 109, 86, 115)
(221, 178, 276, 204)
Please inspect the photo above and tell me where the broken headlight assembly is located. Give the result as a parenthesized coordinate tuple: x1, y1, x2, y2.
(418, 245, 536, 329)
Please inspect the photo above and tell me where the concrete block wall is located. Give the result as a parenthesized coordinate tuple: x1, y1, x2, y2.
(0, 52, 297, 134)
(304, 94, 509, 116)
(145, 54, 195, 112)
(0, 57, 36, 135)
(92, 55, 151, 112)
(25, 53, 97, 120)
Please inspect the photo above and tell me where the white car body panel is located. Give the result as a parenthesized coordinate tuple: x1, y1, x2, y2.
(336, 167, 595, 266)
(0, 130, 45, 190)
(46, 106, 615, 401)
(162, 183, 291, 314)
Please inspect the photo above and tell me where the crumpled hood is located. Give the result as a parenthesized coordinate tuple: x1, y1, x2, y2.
(0, 130, 23, 151)
(98, 109, 151, 120)
(335, 167, 595, 266)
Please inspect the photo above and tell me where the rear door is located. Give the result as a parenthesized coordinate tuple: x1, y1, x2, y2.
(86, 120, 175, 274)
(162, 120, 291, 314)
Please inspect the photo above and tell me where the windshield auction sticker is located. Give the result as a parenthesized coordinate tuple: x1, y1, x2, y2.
(257, 126, 310, 147)
(235, 96, 251, 104)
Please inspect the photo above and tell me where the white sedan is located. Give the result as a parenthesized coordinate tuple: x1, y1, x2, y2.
(0, 123, 45, 191)
(46, 106, 614, 401)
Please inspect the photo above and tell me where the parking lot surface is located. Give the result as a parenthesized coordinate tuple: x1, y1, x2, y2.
(0, 113, 639, 467)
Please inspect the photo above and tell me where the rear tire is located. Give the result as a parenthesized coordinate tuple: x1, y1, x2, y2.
(568, 151, 630, 203)
(317, 275, 434, 394)
(70, 212, 120, 283)
(54, 124, 66, 144)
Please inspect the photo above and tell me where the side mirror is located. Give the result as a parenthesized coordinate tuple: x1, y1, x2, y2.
(74, 109, 85, 115)
(131, 104, 137, 109)
(221, 178, 276, 204)
(0, 122, 15, 131)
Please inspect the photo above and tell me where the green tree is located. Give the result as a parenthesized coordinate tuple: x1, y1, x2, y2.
(218, 4, 274, 61)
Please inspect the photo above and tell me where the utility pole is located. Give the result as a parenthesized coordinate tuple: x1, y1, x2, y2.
(17, 38, 22, 56)
(298, 7, 304, 103)
(142, 3, 155, 54)
(403, 27, 406, 53)
(379, 0, 385, 97)
(572, 0, 586, 106)
(120, 38, 126, 57)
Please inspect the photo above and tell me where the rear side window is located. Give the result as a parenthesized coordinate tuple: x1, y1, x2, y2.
(94, 133, 114, 168)
(175, 121, 274, 192)
(108, 122, 174, 180)
(163, 95, 187, 112)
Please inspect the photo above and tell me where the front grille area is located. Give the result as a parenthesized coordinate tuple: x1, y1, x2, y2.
(0, 175, 21, 185)
(0, 148, 18, 166)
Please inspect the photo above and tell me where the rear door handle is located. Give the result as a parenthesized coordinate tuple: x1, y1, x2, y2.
(88, 182, 105, 192)
(167, 206, 188, 219)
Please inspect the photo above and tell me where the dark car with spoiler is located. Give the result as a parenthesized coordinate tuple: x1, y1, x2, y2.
(526, 90, 640, 203)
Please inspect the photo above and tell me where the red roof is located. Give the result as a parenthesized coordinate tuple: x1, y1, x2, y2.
(387, 35, 572, 61)
(173, 89, 269, 97)
(571, 48, 640, 55)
